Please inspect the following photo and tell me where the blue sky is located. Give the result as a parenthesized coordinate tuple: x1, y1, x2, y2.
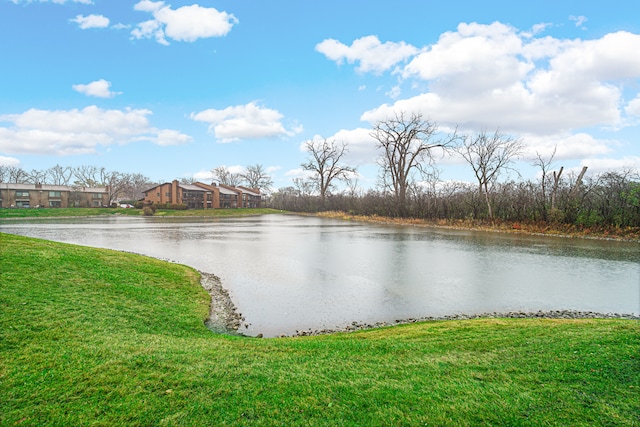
(1, 0, 639, 190)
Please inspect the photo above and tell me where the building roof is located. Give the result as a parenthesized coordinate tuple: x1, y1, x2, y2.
(218, 186, 239, 195)
(179, 183, 209, 192)
(238, 187, 261, 197)
(0, 183, 107, 193)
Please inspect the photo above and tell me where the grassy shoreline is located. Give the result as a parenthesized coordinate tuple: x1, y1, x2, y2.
(0, 207, 283, 219)
(3, 206, 638, 242)
(317, 211, 640, 242)
(1, 232, 638, 425)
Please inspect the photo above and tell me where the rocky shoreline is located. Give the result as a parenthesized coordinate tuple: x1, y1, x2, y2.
(291, 310, 640, 337)
(199, 272, 245, 335)
(197, 272, 639, 338)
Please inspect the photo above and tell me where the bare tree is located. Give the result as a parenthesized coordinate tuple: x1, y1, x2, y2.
(211, 166, 242, 187)
(46, 164, 74, 186)
(72, 165, 101, 188)
(455, 129, 523, 218)
(122, 173, 153, 200)
(532, 147, 556, 219)
(301, 138, 356, 200)
(26, 169, 47, 184)
(371, 112, 456, 214)
(1, 166, 29, 183)
(72, 166, 133, 205)
(241, 164, 273, 192)
(102, 171, 130, 205)
(292, 177, 315, 197)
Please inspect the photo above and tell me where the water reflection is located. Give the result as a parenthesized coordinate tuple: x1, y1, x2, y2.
(1, 214, 638, 337)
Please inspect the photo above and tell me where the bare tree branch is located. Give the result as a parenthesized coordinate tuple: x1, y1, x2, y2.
(301, 138, 356, 200)
(371, 111, 456, 213)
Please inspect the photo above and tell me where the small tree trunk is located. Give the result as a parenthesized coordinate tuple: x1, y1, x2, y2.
(484, 182, 493, 219)
(551, 166, 564, 211)
(569, 166, 588, 199)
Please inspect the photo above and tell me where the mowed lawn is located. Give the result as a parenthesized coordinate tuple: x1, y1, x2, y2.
(1, 233, 638, 426)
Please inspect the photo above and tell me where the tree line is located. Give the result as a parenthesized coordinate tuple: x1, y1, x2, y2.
(2, 111, 638, 228)
(273, 112, 640, 229)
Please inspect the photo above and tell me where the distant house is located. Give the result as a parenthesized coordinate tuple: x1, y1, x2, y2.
(141, 180, 261, 209)
(0, 183, 109, 208)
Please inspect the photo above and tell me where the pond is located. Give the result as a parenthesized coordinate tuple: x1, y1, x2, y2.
(1, 214, 638, 337)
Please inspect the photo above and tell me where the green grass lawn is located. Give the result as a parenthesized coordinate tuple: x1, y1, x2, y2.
(0, 207, 283, 219)
(1, 233, 638, 426)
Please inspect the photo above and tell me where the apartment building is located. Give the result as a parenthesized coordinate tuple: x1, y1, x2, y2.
(0, 183, 109, 208)
(141, 180, 262, 209)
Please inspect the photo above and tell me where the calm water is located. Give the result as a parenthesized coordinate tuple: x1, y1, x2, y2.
(2, 214, 638, 337)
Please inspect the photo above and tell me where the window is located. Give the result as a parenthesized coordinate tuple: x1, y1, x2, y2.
(92, 193, 103, 199)
(49, 201, 61, 208)
(15, 191, 29, 198)
(92, 200, 101, 207)
(165, 192, 171, 197)
(49, 191, 61, 198)
(16, 201, 30, 208)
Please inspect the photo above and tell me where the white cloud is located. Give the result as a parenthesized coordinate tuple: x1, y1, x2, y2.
(316, 35, 419, 73)
(0, 106, 192, 155)
(298, 129, 378, 167)
(71, 14, 110, 29)
(569, 15, 588, 29)
(625, 95, 640, 117)
(402, 22, 532, 97)
(386, 85, 401, 99)
(72, 79, 120, 98)
(192, 169, 213, 182)
(358, 24, 640, 138)
(266, 165, 281, 175)
(0, 156, 21, 167)
(576, 156, 640, 174)
(131, 1, 237, 45)
(522, 133, 612, 161)
(284, 167, 314, 179)
(155, 129, 192, 146)
(191, 102, 302, 143)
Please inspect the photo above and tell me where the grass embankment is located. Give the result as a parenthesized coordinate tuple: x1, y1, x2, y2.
(0, 207, 282, 219)
(318, 211, 640, 242)
(1, 233, 638, 426)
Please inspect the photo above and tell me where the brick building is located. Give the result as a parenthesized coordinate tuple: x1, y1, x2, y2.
(0, 183, 109, 208)
(141, 180, 261, 209)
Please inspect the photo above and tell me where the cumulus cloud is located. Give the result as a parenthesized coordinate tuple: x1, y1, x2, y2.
(131, 1, 237, 45)
(72, 79, 120, 98)
(316, 35, 419, 73)
(191, 102, 302, 143)
(300, 128, 378, 166)
(71, 14, 110, 29)
(0, 156, 21, 167)
(357, 24, 640, 138)
(0, 106, 192, 155)
(576, 156, 640, 175)
(522, 133, 612, 161)
(625, 95, 640, 118)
